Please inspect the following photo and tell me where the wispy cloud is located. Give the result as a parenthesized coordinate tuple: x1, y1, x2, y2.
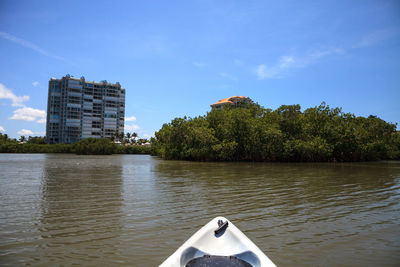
(193, 61, 207, 68)
(125, 116, 137, 122)
(16, 129, 44, 136)
(10, 106, 46, 123)
(0, 32, 65, 61)
(125, 124, 140, 132)
(17, 129, 33, 136)
(1, 83, 46, 124)
(256, 27, 399, 80)
(142, 133, 154, 139)
(0, 83, 30, 106)
(256, 56, 296, 79)
(353, 28, 399, 48)
(32, 81, 40, 87)
(256, 48, 344, 79)
(0, 125, 5, 132)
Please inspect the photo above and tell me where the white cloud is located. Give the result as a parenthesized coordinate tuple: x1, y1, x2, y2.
(17, 129, 33, 136)
(256, 63, 280, 80)
(10, 106, 46, 123)
(279, 56, 295, 68)
(0, 32, 64, 61)
(307, 48, 344, 61)
(32, 81, 40, 87)
(256, 48, 344, 80)
(125, 124, 140, 132)
(0, 126, 5, 132)
(143, 133, 154, 139)
(256, 56, 297, 79)
(16, 129, 45, 136)
(125, 116, 137, 122)
(193, 61, 206, 68)
(0, 83, 30, 106)
(255, 28, 398, 81)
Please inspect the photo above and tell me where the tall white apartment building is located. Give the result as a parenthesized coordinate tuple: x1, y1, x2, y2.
(46, 75, 125, 144)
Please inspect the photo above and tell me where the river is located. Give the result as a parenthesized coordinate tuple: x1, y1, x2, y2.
(0, 154, 399, 266)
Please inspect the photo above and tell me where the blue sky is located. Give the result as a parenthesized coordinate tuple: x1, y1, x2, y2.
(0, 0, 399, 138)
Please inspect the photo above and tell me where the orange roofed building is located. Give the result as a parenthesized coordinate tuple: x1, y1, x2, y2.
(210, 96, 253, 110)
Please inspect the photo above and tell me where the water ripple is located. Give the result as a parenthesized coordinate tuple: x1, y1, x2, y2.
(0, 155, 399, 266)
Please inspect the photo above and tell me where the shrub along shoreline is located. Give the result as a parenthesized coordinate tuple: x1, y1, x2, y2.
(0, 137, 151, 155)
(2, 102, 399, 160)
(151, 103, 400, 162)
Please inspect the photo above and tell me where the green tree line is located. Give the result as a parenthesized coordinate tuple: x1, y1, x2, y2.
(0, 134, 151, 155)
(151, 103, 400, 162)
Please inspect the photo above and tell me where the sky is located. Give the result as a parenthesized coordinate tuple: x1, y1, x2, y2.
(0, 0, 399, 139)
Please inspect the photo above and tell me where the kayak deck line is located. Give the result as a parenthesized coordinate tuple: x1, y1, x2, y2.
(160, 216, 276, 267)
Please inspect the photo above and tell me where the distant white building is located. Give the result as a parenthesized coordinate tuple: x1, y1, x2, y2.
(46, 75, 125, 144)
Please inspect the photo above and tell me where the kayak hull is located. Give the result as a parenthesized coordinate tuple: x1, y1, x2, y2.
(160, 216, 276, 267)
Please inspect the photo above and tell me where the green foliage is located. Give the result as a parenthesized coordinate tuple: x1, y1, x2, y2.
(0, 133, 152, 155)
(115, 144, 152, 154)
(73, 138, 116, 155)
(27, 136, 46, 144)
(0, 133, 17, 144)
(0, 142, 73, 153)
(151, 103, 400, 162)
(0, 134, 152, 155)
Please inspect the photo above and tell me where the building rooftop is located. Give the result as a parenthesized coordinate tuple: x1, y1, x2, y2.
(211, 96, 250, 106)
(51, 75, 122, 87)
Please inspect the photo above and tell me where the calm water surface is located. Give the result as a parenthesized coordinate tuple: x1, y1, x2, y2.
(0, 154, 399, 266)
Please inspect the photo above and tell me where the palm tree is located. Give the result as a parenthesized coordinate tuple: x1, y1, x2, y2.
(110, 132, 116, 142)
(131, 132, 138, 144)
(19, 135, 26, 143)
(125, 132, 131, 144)
(113, 131, 122, 142)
